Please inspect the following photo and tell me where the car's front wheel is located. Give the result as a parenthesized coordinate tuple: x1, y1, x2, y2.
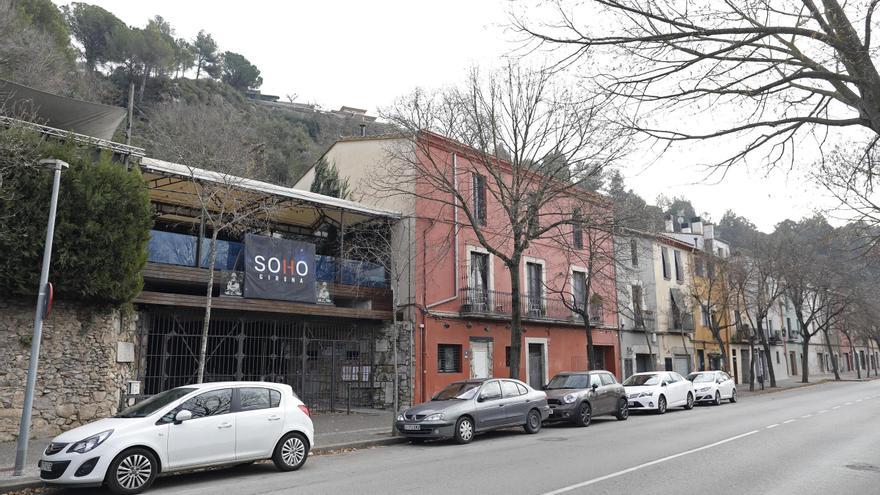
(684, 392, 695, 410)
(454, 416, 475, 444)
(574, 402, 592, 427)
(523, 409, 542, 434)
(714, 391, 722, 406)
(272, 432, 309, 471)
(656, 395, 667, 414)
(730, 389, 738, 403)
(105, 447, 158, 495)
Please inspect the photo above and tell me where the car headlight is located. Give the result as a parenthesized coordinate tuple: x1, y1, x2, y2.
(638, 391, 654, 398)
(563, 393, 577, 404)
(424, 413, 444, 421)
(698, 387, 711, 392)
(67, 430, 113, 454)
(397, 413, 405, 421)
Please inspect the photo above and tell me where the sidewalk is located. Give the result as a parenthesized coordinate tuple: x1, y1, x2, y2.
(0, 408, 402, 493)
(737, 371, 879, 398)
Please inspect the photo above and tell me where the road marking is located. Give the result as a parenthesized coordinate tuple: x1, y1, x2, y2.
(783, 419, 795, 424)
(845, 402, 853, 406)
(766, 424, 780, 429)
(540, 430, 760, 495)
(818, 410, 829, 414)
(801, 414, 812, 418)
(856, 399, 863, 403)
(832, 405, 842, 410)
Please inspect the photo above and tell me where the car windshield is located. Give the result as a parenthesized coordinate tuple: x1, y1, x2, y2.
(115, 387, 196, 418)
(687, 373, 716, 383)
(546, 374, 590, 389)
(623, 374, 661, 386)
(433, 382, 482, 401)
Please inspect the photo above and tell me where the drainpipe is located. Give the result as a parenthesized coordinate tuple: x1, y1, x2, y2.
(426, 152, 459, 309)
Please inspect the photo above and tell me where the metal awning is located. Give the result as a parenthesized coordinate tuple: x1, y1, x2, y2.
(140, 157, 401, 228)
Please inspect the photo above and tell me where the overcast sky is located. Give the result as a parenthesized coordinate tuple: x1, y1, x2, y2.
(60, 0, 839, 232)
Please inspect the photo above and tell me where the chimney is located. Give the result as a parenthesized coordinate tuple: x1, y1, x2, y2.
(664, 214, 674, 233)
(359, 123, 367, 137)
(704, 224, 715, 240)
(680, 223, 692, 234)
(691, 217, 703, 235)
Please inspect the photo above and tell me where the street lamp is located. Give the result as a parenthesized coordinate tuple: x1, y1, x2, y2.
(13, 158, 68, 477)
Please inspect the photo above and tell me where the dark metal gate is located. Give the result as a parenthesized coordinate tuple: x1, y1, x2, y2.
(139, 311, 378, 411)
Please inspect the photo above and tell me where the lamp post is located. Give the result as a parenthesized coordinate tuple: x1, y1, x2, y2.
(13, 159, 68, 477)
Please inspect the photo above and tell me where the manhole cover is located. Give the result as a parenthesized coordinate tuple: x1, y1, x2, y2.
(846, 463, 880, 473)
(538, 437, 568, 442)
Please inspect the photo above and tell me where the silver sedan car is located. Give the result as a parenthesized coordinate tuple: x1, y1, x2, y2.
(395, 378, 550, 444)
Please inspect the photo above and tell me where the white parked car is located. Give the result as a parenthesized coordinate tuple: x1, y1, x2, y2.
(687, 371, 737, 405)
(623, 371, 694, 414)
(38, 382, 314, 494)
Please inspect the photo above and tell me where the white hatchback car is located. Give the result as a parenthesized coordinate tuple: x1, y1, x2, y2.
(623, 371, 695, 414)
(686, 371, 737, 405)
(38, 381, 314, 494)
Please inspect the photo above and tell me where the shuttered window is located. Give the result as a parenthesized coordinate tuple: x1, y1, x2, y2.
(438, 344, 462, 373)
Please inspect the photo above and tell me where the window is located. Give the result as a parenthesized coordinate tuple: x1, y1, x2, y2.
(479, 380, 502, 400)
(673, 250, 683, 282)
(786, 317, 792, 332)
(270, 389, 281, 407)
(473, 173, 487, 225)
(630, 239, 638, 266)
(572, 210, 583, 249)
(469, 251, 490, 308)
(589, 294, 604, 322)
(572, 270, 587, 311)
(167, 388, 232, 422)
(505, 346, 511, 367)
(239, 387, 273, 411)
(694, 259, 704, 277)
(438, 344, 462, 373)
(516, 383, 529, 395)
(600, 373, 615, 385)
(776, 352, 780, 364)
(501, 380, 522, 398)
(526, 261, 544, 315)
(701, 305, 710, 326)
(661, 247, 670, 279)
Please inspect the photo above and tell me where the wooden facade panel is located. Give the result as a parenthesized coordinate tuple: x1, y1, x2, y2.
(134, 291, 392, 320)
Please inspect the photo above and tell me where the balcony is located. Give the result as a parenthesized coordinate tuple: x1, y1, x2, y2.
(668, 313, 695, 333)
(458, 287, 606, 326)
(769, 331, 783, 345)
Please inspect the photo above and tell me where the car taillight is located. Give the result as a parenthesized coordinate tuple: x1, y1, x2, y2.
(298, 404, 310, 417)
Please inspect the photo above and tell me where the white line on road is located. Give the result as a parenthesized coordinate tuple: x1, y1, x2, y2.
(766, 424, 780, 429)
(783, 419, 796, 424)
(540, 430, 760, 495)
(818, 410, 829, 414)
(801, 414, 813, 418)
(832, 405, 842, 410)
(845, 402, 853, 406)
(856, 399, 863, 403)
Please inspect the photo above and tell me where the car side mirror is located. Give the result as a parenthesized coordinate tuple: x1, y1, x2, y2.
(173, 410, 192, 424)
(591, 383, 599, 390)
(661, 382, 668, 387)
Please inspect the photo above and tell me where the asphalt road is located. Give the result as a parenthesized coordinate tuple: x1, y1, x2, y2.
(44, 380, 880, 495)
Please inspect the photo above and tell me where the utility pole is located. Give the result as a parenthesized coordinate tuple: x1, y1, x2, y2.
(13, 159, 68, 477)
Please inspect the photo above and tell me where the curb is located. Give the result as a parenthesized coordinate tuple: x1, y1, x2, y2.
(738, 379, 827, 397)
(0, 437, 409, 494)
(0, 476, 42, 494)
(312, 436, 408, 455)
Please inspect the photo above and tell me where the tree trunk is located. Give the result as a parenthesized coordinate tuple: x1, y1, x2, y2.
(756, 321, 776, 387)
(644, 331, 655, 371)
(801, 337, 811, 383)
(748, 336, 756, 392)
(508, 260, 523, 380)
(390, 287, 399, 436)
(196, 230, 219, 383)
(138, 65, 149, 105)
(821, 327, 841, 381)
(585, 320, 596, 371)
(196, 60, 202, 80)
(711, 325, 729, 372)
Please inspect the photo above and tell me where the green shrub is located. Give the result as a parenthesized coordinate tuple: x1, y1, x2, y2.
(0, 134, 152, 304)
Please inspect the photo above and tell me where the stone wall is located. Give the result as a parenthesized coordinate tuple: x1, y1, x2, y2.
(372, 322, 414, 410)
(0, 297, 137, 442)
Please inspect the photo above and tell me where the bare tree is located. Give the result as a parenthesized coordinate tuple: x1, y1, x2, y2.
(145, 101, 278, 383)
(378, 64, 628, 379)
(514, 1, 880, 171)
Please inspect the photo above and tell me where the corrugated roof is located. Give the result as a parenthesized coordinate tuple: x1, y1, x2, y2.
(140, 156, 402, 219)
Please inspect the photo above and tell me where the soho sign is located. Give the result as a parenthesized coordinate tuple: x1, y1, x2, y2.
(243, 234, 316, 303)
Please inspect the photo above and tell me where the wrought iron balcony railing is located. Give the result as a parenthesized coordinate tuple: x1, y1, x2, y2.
(459, 287, 605, 325)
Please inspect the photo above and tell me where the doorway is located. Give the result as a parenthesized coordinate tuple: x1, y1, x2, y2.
(470, 339, 492, 379)
(526, 340, 547, 390)
(790, 351, 798, 375)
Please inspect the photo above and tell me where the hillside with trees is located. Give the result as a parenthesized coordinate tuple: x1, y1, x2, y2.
(0, 0, 388, 185)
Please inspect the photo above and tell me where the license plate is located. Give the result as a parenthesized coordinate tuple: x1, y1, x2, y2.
(39, 461, 53, 471)
(403, 424, 421, 431)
